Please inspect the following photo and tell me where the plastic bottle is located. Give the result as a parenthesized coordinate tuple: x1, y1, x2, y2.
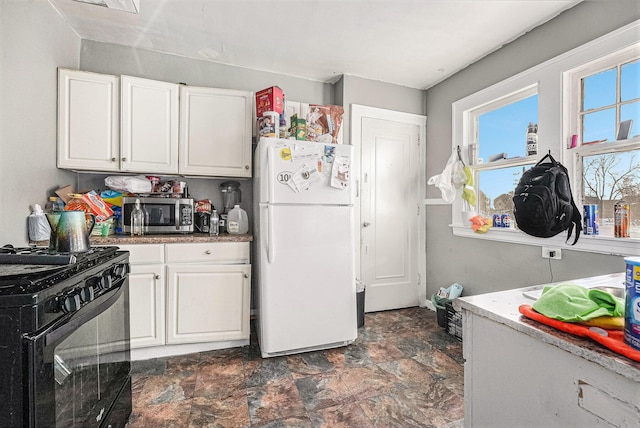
(45, 196, 64, 212)
(28, 204, 51, 241)
(210, 209, 220, 236)
(526, 122, 538, 156)
(131, 198, 144, 236)
(226, 205, 248, 234)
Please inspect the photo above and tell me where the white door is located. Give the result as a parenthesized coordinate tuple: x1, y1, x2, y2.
(120, 75, 179, 174)
(351, 105, 426, 312)
(179, 86, 253, 177)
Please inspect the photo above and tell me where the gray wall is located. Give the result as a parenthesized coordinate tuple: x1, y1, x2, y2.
(339, 74, 426, 141)
(424, 1, 640, 297)
(1, 0, 79, 246)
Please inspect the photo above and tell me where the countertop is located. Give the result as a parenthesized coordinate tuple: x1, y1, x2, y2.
(32, 233, 253, 247)
(456, 272, 640, 382)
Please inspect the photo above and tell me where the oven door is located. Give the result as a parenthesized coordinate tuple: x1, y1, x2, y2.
(23, 277, 131, 428)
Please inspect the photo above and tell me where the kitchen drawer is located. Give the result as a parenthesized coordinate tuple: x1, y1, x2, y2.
(117, 244, 165, 264)
(165, 242, 249, 264)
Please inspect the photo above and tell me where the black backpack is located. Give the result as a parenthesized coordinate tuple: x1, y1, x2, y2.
(512, 153, 581, 245)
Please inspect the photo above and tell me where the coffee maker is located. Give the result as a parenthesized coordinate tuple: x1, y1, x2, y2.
(219, 181, 241, 233)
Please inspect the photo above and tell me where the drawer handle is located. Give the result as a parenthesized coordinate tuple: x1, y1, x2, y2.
(205, 250, 212, 255)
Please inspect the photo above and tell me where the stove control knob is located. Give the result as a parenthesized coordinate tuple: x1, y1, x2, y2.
(113, 263, 129, 280)
(101, 271, 113, 289)
(80, 284, 95, 303)
(62, 291, 82, 313)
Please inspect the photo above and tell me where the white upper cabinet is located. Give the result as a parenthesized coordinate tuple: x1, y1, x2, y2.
(57, 69, 120, 171)
(179, 86, 253, 177)
(58, 70, 254, 177)
(120, 75, 179, 174)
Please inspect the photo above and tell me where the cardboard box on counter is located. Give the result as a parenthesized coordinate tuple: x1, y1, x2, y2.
(256, 86, 284, 117)
(289, 114, 306, 141)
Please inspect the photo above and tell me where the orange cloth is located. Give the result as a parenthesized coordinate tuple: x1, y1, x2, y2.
(519, 304, 640, 363)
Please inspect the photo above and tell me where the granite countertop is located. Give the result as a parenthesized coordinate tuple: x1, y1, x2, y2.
(456, 272, 640, 382)
(32, 233, 253, 247)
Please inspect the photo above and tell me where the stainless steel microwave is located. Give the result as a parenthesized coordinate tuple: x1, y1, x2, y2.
(121, 196, 194, 234)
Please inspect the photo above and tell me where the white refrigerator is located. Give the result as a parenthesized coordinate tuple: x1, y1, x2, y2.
(253, 137, 357, 358)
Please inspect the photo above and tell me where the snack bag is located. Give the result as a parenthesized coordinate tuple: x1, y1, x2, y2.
(306, 105, 344, 144)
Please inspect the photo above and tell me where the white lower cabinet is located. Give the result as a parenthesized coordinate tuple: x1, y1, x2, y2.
(166, 263, 251, 344)
(128, 263, 165, 348)
(119, 241, 250, 359)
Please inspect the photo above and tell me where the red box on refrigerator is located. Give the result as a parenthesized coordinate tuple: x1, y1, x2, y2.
(256, 86, 284, 117)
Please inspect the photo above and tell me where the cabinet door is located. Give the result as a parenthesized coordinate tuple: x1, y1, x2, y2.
(179, 86, 252, 177)
(57, 69, 120, 171)
(128, 264, 166, 349)
(166, 264, 251, 344)
(121, 76, 179, 174)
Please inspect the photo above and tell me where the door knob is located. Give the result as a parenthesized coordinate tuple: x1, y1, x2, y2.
(363, 222, 371, 227)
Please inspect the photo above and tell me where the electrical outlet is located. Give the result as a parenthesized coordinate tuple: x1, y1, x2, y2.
(542, 247, 562, 260)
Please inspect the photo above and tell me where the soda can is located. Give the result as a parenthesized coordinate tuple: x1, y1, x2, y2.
(583, 204, 599, 235)
(501, 214, 511, 228)
(614, 201, 630, 238)
(492, 214, 502, 227)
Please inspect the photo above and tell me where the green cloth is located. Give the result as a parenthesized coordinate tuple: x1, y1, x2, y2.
(532, 283, 625, 322)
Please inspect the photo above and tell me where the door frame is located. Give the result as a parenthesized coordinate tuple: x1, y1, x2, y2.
(350, 104, 427, 307)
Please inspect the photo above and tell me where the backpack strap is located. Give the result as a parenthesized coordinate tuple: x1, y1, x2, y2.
(565, 197, 582, 245)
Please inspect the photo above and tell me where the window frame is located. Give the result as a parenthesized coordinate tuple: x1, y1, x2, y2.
(450, 20, 640, 257)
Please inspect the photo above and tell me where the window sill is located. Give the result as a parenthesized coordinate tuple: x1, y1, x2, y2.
(452, 225, 640, 257)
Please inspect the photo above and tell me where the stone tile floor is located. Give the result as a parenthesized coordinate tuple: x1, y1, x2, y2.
(126, 307, 464, 428)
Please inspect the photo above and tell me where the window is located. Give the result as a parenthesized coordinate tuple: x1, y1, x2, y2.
(451, 20, 640, 257)
(470, 89, 538, 225)
(568, 48, 640, 239)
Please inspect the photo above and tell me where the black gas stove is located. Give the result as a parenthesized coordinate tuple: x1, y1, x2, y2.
(0, 244, 132, 427)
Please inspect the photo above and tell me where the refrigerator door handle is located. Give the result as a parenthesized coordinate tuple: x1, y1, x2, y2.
(267, 204, 274, 263)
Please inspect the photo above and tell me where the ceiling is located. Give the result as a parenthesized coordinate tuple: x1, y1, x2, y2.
(49, 0, 581, 90)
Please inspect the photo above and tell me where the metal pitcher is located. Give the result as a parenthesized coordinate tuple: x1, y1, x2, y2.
(46, 210, 95, 253)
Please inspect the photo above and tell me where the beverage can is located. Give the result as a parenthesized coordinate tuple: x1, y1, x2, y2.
(583, 204, 599, 235)
(614, 201, 630, 238)
(624, 257, 640, 351)
(501, 214, 511, 228)
(492, 214, 502, 227)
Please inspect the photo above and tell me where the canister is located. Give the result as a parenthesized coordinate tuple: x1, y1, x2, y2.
(624, 257, 640, 351)
(614, 201, 630, 238)
(583, 204, 599, 235)
(258, 111, 279, 138)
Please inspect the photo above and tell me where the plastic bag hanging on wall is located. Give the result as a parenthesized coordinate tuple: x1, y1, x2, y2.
(428, 147, 466, 203)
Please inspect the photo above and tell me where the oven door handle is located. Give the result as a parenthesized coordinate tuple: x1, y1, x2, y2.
(24, 279, 125, 347)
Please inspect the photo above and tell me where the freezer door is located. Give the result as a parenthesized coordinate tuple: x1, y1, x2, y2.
(257, 138, 354, 205)
(257, 204, 357, 356)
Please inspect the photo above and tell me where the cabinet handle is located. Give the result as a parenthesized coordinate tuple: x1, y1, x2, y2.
(205, 250, 212, 255)
(111, 157, 116, 162)
(245, 165, 250, 170)
(244, 274, 249, 278)
(155, 274, 160, 280)
(121, 157, 127, 162)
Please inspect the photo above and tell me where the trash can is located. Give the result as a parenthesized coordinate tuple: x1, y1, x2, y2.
(356, 280, 366, 328)
(431, 293, 452, 328)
